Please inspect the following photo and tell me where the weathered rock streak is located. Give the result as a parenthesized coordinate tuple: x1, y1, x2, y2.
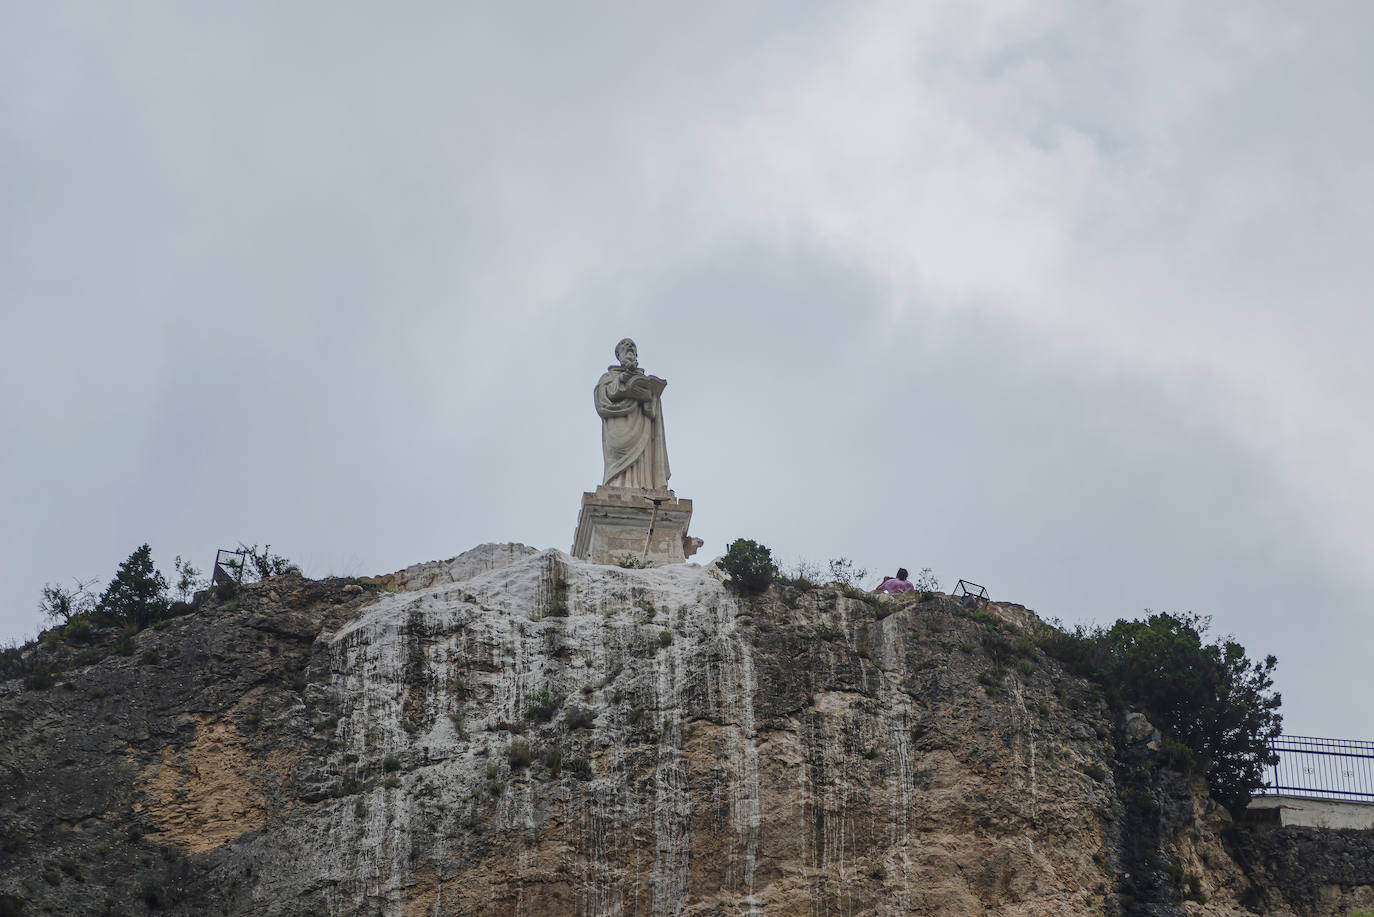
(3, 544, 1372, 916)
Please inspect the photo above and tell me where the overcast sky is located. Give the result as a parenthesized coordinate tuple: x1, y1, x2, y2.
(4, 2, 1372, 739)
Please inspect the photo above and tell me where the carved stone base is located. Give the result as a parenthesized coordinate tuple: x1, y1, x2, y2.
(571, 486, 697, 566)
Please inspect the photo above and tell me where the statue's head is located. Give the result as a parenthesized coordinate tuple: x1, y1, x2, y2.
(615, 338, 638, 369)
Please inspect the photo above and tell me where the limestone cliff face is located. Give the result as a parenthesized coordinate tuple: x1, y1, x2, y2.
(1, 545, 1371, 916)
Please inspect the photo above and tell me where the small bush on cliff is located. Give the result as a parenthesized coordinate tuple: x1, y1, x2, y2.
(63, 614, 92, 644)
(826, 557, 868, 588)
(23, 663, 58, 690)
(506, 740, 532, 769)
(239, 543, 300, 582)
(39, 578, 97, 625)
(172, 555, 206, 601)
(1040, 611, 1281, 814)
(913, 567, 941, 593)
(717, 539, 776, 595)
(524, 688, 557, 723)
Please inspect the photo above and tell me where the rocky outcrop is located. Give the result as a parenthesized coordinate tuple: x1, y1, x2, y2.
(0, 544, 1369, 915)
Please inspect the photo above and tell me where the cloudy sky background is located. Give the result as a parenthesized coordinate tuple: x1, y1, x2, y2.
(4, 2, 1372, 739)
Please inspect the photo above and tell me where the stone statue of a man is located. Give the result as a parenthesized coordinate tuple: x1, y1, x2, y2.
(595, 338, 670, 490)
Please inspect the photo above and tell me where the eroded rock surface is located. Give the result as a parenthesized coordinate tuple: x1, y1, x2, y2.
(1, 544, 1370, 915)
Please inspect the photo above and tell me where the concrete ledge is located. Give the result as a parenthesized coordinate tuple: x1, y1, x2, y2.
(1248, 795, 1374, 830)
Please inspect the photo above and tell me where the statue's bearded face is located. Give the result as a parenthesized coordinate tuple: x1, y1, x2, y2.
(616, 339, 638, 369)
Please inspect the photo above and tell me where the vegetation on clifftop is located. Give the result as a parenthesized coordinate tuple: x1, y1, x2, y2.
(3, 542, 297, 689)
(715, 538, 777, 595)
(1038, 610, 1282, 814)
(734, 535, 1283, 816)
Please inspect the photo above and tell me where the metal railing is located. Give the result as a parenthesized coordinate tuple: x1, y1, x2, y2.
(952, 579, 990, 602)
(211, 548, 247, 587)
(1258, 735, 1374, 802)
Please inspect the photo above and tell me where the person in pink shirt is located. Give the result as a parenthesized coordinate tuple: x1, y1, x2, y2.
(877, 568, 915, 594)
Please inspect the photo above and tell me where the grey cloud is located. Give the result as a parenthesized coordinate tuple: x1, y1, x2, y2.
(3, 2, 1370, 742)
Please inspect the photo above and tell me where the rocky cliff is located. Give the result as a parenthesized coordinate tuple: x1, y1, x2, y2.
(1, 544, 1371, 916)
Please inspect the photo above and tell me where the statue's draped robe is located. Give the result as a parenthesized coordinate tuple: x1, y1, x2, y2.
(595, 367, 670, 489)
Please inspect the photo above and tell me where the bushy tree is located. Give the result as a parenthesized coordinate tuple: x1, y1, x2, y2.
(717, 539, 777, 595)
(94, 544, 170, 629)
(1101, 613, 1280, 812)
(1041, 611, 1281, 813)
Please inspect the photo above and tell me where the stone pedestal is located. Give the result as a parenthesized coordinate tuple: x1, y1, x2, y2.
(572, 486, 697, 566)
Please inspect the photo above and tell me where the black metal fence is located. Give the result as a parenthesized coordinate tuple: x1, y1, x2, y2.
(952, 579, 989, 602)
(1257, 735, 1374, 801)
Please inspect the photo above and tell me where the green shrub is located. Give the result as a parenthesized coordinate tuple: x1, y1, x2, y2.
(382, 754, 401, 773)
(565, 758, 593, 780)
(548, 574, 571, 617)
(1160, 735, 1196, 774)
(63, 614, 92, 644)
(172, 555, 205, 602)
(524, 688, 557, 723)
(0, 646, 23, 682)
(139, 871, 167, 908)
(238, 543, 299, 582)
(541, 746, 563, 777)
(23, 664, 57, 691)
(913, 568, 940, 592)
(656, 630, 673, 649)
(781, 560, 822, 590)
(716, 539, 777, 596)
